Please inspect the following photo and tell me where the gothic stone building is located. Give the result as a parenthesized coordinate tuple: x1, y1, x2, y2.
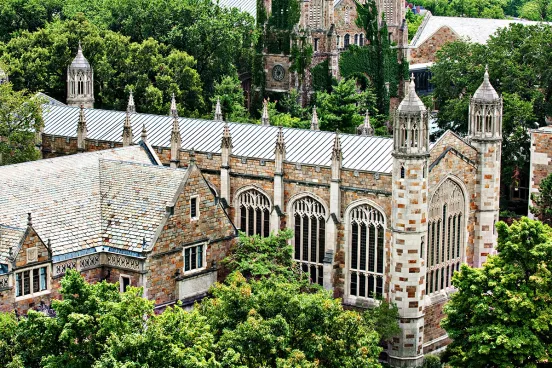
(0, 144, 236, 314)
(263, 0, 407, 94)
(2, 62, 500, 366)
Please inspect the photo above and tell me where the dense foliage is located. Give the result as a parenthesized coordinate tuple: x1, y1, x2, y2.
(530, 173, 552, 225)
(442, 217, 552, 367)
(0, 231, 399, 367)
(430, 23, 552, 192)
(414, 0, 552, 19)
(0, 82, 44, 166)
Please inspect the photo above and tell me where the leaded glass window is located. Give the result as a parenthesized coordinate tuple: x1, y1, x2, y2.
(237, 189, 271, 237)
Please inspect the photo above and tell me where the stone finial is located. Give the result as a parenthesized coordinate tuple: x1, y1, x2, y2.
(357, 110, 374, 136)
(331, 130, 342, 161)
(472, 65, 499, 102)
(214, 98, 223, 121)
(261, 99, 270, 126)
(221, 123, 233, 149)
(141, 124, 147, 143)
(275, 126, 285, 154)
(127, 90, 136, 114)
(170, 93, 178, 118)
(310, 106, 320, 131)
(122, 110, 133, 146)
(27, 213, 32, 227)
(77, 104, 88, 150)
(397, 74, 426, 113)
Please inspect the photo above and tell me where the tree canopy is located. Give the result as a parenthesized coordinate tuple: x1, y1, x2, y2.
(442, 217, 552, 367)
(0, 82, 44, 166)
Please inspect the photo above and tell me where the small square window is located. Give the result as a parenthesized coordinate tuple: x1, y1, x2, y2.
(183, 244, 205, 273)
(190, 197, 199, 219)
(120, 275, 131, 292)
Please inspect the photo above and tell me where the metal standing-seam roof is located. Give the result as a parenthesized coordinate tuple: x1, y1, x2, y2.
(0, 145, 188, 258)
(216, 0, 256, 19)
(42, 104, 395, 173)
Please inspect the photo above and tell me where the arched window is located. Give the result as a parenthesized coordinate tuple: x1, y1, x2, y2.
(292, 196, 326, 285)
(427, 179, 465, 294)
(354, 34, 359, 45)
(485, 110, 493, 134)
(475, 110, 482, 133)
(349, 204, 385, 299)
(344, 34, 350, 48)
(237, 189, 271, 237)
(359, 34, 364, 46)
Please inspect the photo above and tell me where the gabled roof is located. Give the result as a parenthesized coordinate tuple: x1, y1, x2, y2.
(36, 92, 66, 106)
(0, 225, 25, 269)
(410, 12, 550, 48)
(42, 104, 395, 173)
(0, 145, 188, 258)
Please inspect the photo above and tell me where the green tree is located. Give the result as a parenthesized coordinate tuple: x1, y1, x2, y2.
(0, 0, 63, 42)
(520, 0, 552, 20)
(530, 173, 552, 224)
(0, 82, 44, 166)
(212, 73, 249, 123)
(442, 217, 552, 367)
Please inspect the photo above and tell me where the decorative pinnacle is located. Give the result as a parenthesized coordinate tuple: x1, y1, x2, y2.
(261, 99, 270, 126)
(141, 124, 147, 142)
(27, 213, 32, 227)
(275, 125, 285, 153)
(170, 93, 178, 118)
(409, 73, 416, 92)
(310, 106, 319, 131)
(359, 110, 374, 136)
(484, 64, 489, 81)
(124, 109, 131, 128)
(214, 98, 223, 121)
(127, 90, 136, 113)
(189, 147, 196, 163)
(331, 130, 342, 161)
(78, 104, 86, 126)
(170, 114, 181, 146)
(221, 122, 233, 149)
(78, 40, 82, 52)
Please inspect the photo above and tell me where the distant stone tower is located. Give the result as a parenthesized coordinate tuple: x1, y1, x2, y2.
(389, 76, 429, 367)
(67, 42, 94, 108)
(468, 67, 502, 267)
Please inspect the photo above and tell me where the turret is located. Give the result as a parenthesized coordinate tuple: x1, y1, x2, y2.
(67, 42, 94, 108)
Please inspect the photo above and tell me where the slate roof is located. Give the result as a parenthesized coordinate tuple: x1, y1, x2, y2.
(0, 145, 187, 259)
(410, 12, 549, 48)
(0, 225, 25, 268)
(36, 92, 66, 106)
(42, 104, 395, 173)
(216, 0, 256, 19)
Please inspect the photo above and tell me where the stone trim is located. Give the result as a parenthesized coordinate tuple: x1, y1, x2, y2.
(429, 147, 477, 172)
(231, 172, 274, 182)
(284, 179, 330, 188)
(341, 186, 392, 196)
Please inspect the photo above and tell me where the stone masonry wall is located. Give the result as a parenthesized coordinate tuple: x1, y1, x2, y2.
(410, 26, 459, 65)
(529, 130, 552, 218)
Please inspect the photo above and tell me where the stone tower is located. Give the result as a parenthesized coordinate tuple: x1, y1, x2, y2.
(67, 42, 94, 108)
(389, 76, 429, 367)
(468, 67, 502, 268)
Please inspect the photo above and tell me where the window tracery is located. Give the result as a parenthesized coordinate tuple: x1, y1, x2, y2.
(349, 204, 385, 299)
(292, 196, 326, 285)
(426, 179, 465, 294)
(237, 189, 271, 237)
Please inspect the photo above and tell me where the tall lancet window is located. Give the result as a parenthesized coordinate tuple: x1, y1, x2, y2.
(427, 179, 465, 294)
(292, 197, 326, 285)
(237, 189, 271, 237)
(349, 204, 385, 299)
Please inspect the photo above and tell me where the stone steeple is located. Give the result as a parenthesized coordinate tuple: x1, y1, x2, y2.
(310, 106, 320, 131)
(468, 66, 502, 268)
(261, 99, 270, 126)
(170, 93, 178, 119)
(388, 73, 429, 367)
(77, 105, 87, 151)
(170, 114, 181, 168)
(214, 98, 223, 121)
(127, 90, 136, 114)
(357, 110, 374, 136)
(67, 42, 94, 108)
(122, 110, 133, 147)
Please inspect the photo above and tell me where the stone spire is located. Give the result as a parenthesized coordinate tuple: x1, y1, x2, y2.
(473, 65, 499, 103)
(77, 104, 87, 151)
(127, 90, 136, 114)
(67, 41, 94, 108)
(170, 93, 178, 118)
(122, 110, 133, 147)
(170, 114, 181, 168)
(261, 99, 270, 126)
(214, 98, 223, 121)
(397, 75, 426, 113)
(274, 126, 285, 173)
(357, 110, 374, 136)
(140, 124, 147, 143)
(310, 106, 320, 131)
